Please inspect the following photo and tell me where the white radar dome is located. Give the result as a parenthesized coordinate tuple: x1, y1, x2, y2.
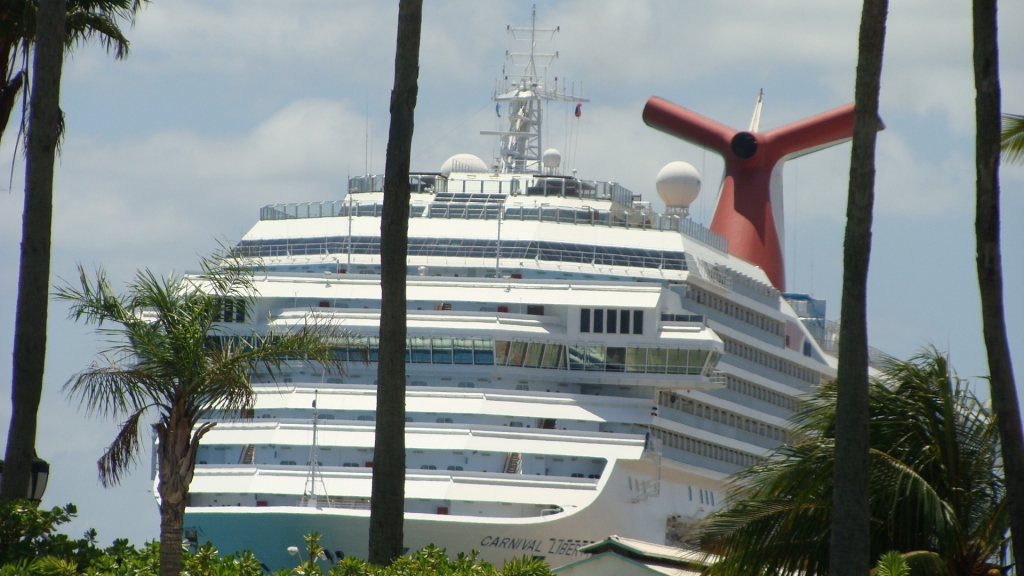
(542, 148, 562, 169)
(656, 161, 701, 209)
(440, 153, 489, 177)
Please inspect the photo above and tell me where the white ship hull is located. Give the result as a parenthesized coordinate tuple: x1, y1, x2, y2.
(186, 458, 717, 570)
(176, 8, 842, 571)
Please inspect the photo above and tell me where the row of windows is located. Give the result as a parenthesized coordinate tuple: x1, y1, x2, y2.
(723, 338, 819, 385)
(214, 297, 247, 323)
(580, 309, 644, 335)
(684, 285, 782, 337)
(725, 375, 796, 410)
(651, 427, 763, 468)
(689, 486, 715, 506)
(332, 336, 718, 376)
(660, 313, 705, 323)
(658, 392, 789, 443)
(237, 236, 689, 272)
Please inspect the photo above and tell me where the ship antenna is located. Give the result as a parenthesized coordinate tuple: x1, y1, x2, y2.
(481, 5, 584, 174)
(302, 390, 332, 509)
(749, 88, 764, 132)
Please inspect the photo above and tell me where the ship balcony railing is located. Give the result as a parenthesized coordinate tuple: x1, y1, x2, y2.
(241, 237, 690, 273)
(800, 317, 891, 368)
(196, 418, 645, 447)
(256, 197, 728, 254)
(191, 463, 601, 489)
(272, 306, 562, 327)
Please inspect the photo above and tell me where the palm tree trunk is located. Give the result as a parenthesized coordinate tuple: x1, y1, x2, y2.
(1, 0, 65, 502)
(368, 0, 422, 566)
(830, 0, 887, 574)
(156, 415, 204, 576)
(972, 0, 1024, 567)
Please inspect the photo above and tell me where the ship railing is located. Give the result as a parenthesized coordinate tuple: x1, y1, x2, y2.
(258, 193, 727, 254)
(316, 498, 371, 510)
(347, 173, 441, 194)
(237, 239, 689, 272)
(708, 370, 727, 387)
(801, 317, 891, 368)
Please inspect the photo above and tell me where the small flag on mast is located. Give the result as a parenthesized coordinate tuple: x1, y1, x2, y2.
(574, 103, 582, 118)
(496, 103, 501, 117)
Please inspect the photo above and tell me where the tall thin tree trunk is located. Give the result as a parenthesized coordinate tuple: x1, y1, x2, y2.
(369, 0, 423, 565)
(2, 0, 65, 502)
(973, 0, 1024, 567)
(155, 415, 205, 576)
(831, 0, 887, 574)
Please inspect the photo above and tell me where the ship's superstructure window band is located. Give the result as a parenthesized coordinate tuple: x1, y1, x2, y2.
(332, 336, 717, 376)
(684, 284, 783, 336)
(651, 427, 762, 468)
(580, 309, 643, 334)
(722, 337, 819, 384)
(237, 236, 689, 272)
(658, 391, 789, 442)
(725, 375, 796, 410)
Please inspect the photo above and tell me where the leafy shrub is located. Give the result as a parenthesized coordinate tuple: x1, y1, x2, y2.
(0, 502, 553, 575)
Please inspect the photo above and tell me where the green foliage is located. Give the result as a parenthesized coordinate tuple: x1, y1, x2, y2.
(0, 501, 103, 570)
(902, 552, 951, 576)
(57, 249, 348, 487)
(275, 535, 553, 576)
(0, 499, 264, 576)
(0, 501, 552, 575)
(877, 551, 910, 576)
(698, 349, 1007, 576)
(1002, 114, 1024, 165)
(311, 544, 551, 576)
(494, 555, 554, 576)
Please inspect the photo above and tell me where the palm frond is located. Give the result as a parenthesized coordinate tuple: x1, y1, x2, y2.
(97, 406, 148, 487)
(1002, 114, 1024, 165)
(697, 349, 1005, 576)
(62, 360, 161, 418)
(876, 551, 910, 576)
(54, 264, 137, 328)
(64, 11, 130, 58)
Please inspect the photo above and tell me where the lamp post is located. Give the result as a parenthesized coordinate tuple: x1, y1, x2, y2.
(0, 457, 50, 502)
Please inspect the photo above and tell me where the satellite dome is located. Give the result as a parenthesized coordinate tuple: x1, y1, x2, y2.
(440, 153, 489, 177)
(542, 148, 562, 169)
(656, 161, 701, 210)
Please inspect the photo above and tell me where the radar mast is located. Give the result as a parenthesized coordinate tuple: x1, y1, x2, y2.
(481, 5, 587, 174)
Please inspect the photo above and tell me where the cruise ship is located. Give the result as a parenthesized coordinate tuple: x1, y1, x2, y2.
(178, 9, 848, 570)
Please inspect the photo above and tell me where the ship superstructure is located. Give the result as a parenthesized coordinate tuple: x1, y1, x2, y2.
(176, 8, 842, 571)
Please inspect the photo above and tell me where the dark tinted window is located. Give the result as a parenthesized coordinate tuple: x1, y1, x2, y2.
(594, 309, 604, 333)
(633, 310, 644, 334)
(580, 309, 591, 333)
(620, 310, 630, 333)
(606, 310, 617, 334)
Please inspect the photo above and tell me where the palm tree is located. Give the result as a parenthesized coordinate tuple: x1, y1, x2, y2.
(698, 350, 1008, 576)
(1002, 114, 1024, 164)
(369, 0, 423, 566)
(1, 0, 66, 503)
(832, 1, 888, 575)
(56, 253, 347, 576)
(2, 0, 145, 501)
(0, 0, 143, 146)
(974, 0, 1024, 568)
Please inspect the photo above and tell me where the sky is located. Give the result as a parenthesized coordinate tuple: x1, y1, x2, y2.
(1, 0, 1023, 547)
